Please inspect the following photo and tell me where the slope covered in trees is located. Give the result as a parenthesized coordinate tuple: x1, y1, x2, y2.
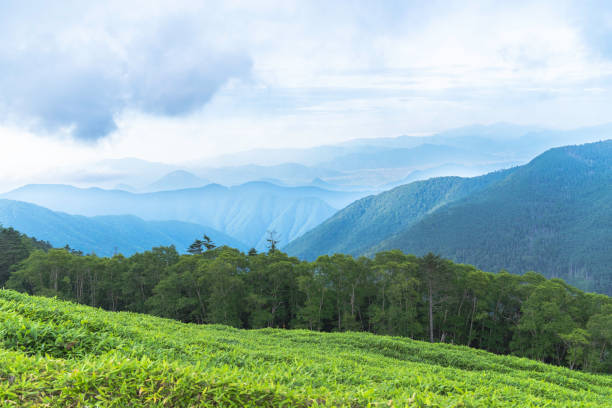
(375, 140, 612, 294)
(4, 242, 611, 373)
(284, 169, 512, 259)
(0, 199, 247, 256)
(287, 140, 612, 294)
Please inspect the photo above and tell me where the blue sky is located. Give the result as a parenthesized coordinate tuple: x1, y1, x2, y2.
(1, 0, 611, 188)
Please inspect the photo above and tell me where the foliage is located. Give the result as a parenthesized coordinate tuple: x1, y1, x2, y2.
(0, 225, 51, 287)
(1, 289, 611, 407)
(4, 244, 612, 373)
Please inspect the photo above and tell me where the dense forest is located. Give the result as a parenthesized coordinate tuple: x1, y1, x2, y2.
(374, 141, 612, 295)
(287, 141, 612, 295)
(1, 228, 610, 373)
(0, 225, 51, 286)
(285, 168, 512, 259)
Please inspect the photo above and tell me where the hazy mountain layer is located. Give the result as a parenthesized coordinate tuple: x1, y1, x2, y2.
(1, 182, 361, 250)
(31, 123, 612, 194)
(0, 199, 247, 256)
(144, 170, 209, 192)
(320, 144, 495, 172)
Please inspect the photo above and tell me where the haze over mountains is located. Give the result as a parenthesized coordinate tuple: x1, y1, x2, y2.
(286, 140, 612, 295)
(14, 123, 611, 194)
(0, 199, 246, 256)
(1, 124, 611, 289)
(1, 182, 362, 251)
(143, 170, 209, 192)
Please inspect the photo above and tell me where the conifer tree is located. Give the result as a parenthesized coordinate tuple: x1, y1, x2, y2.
(187, 239, 203, 255)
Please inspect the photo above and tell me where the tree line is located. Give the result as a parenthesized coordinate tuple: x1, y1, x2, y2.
(0, 225, 51, 285)
(1, 233, 610, 373)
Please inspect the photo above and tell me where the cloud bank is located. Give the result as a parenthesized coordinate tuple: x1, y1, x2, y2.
(0, 0, 611, 182)
(0, 2, 251, 141)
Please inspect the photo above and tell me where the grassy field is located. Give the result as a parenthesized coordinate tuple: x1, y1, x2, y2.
(0, 289, 610, 407)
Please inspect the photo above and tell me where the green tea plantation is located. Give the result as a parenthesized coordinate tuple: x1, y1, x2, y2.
(0, 289, 610, 407)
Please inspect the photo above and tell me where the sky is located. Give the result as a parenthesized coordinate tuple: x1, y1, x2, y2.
(1, 0, 612, 189)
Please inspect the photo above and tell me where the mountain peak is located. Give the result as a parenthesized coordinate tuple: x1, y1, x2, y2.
(145, 170, 209, 192)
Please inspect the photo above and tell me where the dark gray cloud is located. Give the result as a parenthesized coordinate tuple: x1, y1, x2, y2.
(0, 5, 252, 141)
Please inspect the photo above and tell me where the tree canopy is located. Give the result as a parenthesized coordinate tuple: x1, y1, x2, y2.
(3, 242, 610, 373)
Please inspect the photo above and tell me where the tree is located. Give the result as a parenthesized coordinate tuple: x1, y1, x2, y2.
(586, 304, 612, 372)
(0, 226, 49, 286)
(147, 256, 209, 323)
(484, 271, 522, 354)
(266, 230, 279, 254)
(561, 328, 591, 370)
(206, 258, 245, 327)
(122, 246, 179, 313)
(510, 280, 575, 364)
(187, 239, 203, 255)
(464, 269, 492, 346)
(6, 248, 72, 298)
(418, 253, 451, 343)
(296, 267, 331, 331)
(202, 235, 216, 251)
(369, 251, 420, 337)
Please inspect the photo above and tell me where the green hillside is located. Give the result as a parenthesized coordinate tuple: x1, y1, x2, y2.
(284, 169, 512, 259)
(375, 141, 612, 294)
(1, 289, 610, 407)
(287, 140, 612, 294)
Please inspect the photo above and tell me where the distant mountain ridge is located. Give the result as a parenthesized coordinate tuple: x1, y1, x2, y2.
(319, 144, 495, 171)
(144, 170, 209, 192)
(1, 182, 364, 250)
(286, 140, 612, 294)
(17, 123, 612, 195)
(0, 199, 247, 256)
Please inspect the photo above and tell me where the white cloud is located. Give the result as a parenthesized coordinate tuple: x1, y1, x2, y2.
(1, 0, 612, 187)
(0, 1, 252, 140)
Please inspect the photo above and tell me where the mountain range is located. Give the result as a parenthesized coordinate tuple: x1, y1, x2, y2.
(143, 170, 209, 192)
(286, 140, 612, 294)
(13, 123, 612, 195)
(0, 199, 247, 256)
(2, 124, 611, 293)
(1, 182, 364, 250)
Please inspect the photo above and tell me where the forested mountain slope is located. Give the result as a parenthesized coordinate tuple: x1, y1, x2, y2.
(0, 199, 246, 256)
(284, 169, 513, 259)
(287, 140, 612, 294)
(375, 140, 612, 294)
